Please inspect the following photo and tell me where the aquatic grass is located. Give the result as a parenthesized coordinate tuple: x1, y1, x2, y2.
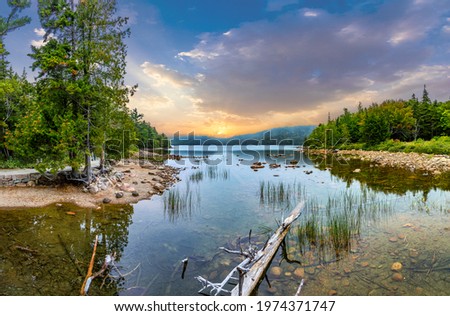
(189, 166, 230, 183)
(259, 180, 306, 211)
(163, 182, 200, 222)
(295, 188, 395, 260)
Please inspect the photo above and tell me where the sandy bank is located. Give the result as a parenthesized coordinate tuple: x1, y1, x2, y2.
(0, 160, 180, 209)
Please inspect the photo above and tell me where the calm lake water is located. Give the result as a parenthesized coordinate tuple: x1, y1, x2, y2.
(1, 145, 449, 296)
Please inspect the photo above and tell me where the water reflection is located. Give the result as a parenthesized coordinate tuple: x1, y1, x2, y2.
(0, 204, 133, 295)
(1, 147, 449, 296)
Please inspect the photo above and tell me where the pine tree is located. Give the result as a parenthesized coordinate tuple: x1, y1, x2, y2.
(10, 0, 135, 179)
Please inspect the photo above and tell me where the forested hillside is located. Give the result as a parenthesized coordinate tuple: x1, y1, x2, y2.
(306, 86, 450, 153)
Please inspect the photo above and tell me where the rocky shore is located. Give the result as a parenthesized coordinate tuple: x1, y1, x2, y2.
(307, 149, 450, 175)
(0, 160, 180, 209)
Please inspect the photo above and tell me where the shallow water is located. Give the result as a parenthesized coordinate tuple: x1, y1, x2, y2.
(0, 146, 449, 296)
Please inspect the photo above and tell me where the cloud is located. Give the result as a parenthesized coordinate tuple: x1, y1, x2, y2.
(30, 28, 54, 48)
(140, 61, 196, 88)
(176, 0, 450, 120)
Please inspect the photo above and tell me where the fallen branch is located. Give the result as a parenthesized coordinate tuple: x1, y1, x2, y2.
(15, 245, 39, 255)
(295, 279, 305, 296)
(196, 257, 251, 296)
(58, 234, 83, 277)
(196, 201, 305, 296)
(80, 235, 98, 296)
(231, 201, 304, 296)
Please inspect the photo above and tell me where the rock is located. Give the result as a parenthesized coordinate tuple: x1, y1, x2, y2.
(360, 261, 369, 267)
(294, 268, 305, 278)
(391, 262, 403, 272)
(66, 211, 76, 216)
(103, 198, 112, 204)
(131, 191, 139, 197)
(389, 236, 398, 242)
(88, 185, 99, 194)
(328, 290, 337, 296)
(391, 273, 404, 282)
(409, 249, 419, 258)
(353, 168, 361, 173)
(115, 192, 124, 199)
(270, 266, 282, 277)
(26, 180, 36, 187)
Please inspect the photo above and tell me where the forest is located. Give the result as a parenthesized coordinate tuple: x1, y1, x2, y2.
(306, 86, 450, 154)
(0, 0, 168, 176)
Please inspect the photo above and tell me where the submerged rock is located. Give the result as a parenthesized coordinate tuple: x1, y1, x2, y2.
(391, 262, 403, 272)
(392, 273, 404, 282)
(270, 266, 282, 277)
(294, 268, 305, 278)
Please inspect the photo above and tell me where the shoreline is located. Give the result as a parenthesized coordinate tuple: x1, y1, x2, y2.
(306, 149, 450, 175)
(0, 160, 180, 209)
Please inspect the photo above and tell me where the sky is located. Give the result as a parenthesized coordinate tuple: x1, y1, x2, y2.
(2, 0, 450, 137)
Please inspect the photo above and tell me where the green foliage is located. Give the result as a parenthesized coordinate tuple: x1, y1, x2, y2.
(1, 1, 168, 172)
(130, 108, 169, 149)
(307, 88, 450, 153)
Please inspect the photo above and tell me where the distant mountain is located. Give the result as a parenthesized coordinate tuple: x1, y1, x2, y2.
(171, 125, 316, 145)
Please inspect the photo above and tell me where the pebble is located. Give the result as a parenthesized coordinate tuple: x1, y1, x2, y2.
(65, 212, 76, 216)
(389, 236, 398, 242)
(294, 268, 305, 278)
(270, 267, 282, 277)
(115, 192, 124, 198)
(409, 249, 419, 258)
(391, 262, 403, 272)
(397, 234, 406, 239)
(360, 261, 369, 267)
(131, 191, 139, 197)
(103, 198, 111, 204)
(391, 273, 404, 282)
(284, 272, 292, 277)
(328, 290, 337, 296)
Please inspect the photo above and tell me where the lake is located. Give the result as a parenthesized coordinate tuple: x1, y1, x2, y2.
(1, 145, 449, 296)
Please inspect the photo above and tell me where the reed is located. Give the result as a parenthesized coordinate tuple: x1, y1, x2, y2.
(259, 180, 306, 210)
(163, 182, 200, 221)
(296, 188, 394, 259)
(189, 166, 230, 183)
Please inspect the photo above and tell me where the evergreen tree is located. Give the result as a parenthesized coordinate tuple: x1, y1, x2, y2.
(9, 0, 135, 179)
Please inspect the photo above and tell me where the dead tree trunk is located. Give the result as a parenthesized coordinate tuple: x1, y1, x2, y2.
(231, 201, 304, 296)
(196, 201, 304, 296)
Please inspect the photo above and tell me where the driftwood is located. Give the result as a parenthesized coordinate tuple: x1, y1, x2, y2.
(196, 201, 304, 296)
(80, 235, 99, 296)
(231, 201, 304, 296)
(295, 279, 305, 296)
